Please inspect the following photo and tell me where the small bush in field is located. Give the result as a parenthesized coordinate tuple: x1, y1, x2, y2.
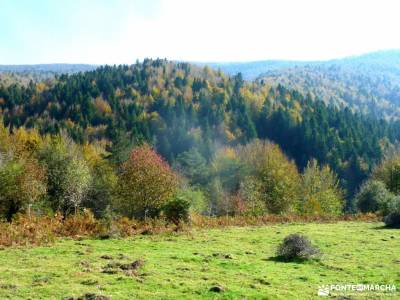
(277, 234, 320, 261)
(384, 212, 400, 228)
(163, 195, 191, 224)
(383, 197, 400, 228)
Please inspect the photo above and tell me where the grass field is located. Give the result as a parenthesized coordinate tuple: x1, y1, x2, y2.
(0, 222, 398, 299)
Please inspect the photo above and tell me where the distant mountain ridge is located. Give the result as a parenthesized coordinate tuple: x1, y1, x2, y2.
(205, 50, 400, 119)
(203, 50, 400, 79)
(0, 64, 96, 74)
(0, 64, 98, 85)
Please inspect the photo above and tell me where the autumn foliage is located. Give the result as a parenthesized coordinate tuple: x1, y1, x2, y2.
(116, 144, 178, 219)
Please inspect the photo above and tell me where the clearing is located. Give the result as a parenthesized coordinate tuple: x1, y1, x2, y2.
(0, 222, 398, 299)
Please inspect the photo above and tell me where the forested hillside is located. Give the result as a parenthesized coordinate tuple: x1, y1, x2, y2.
(1, 59, 400, 206)
(210, 51, 400, 119)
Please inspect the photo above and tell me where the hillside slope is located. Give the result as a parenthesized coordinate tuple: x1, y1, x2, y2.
(210, 50, 400, 119)
(1, 59, 400, 198)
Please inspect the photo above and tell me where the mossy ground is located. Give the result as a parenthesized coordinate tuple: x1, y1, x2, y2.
(0, 222, 398, 299)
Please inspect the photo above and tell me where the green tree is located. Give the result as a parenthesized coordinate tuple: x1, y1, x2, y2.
(175, 148, 209, 186)
(39, 135, 91, 215)
(299, 159, 344, 216)
(372, 153, 400, 195)
(63, 157, 91, 215)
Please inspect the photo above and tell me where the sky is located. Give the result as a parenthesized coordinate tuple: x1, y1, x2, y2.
(1, 0, 400, 64)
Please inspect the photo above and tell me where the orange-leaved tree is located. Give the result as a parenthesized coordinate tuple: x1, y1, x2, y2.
(116, 144, 178, 219)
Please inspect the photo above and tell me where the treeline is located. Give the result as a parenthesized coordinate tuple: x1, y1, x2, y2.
(1, 59, 400, 207)
(0, 123, 344, 222)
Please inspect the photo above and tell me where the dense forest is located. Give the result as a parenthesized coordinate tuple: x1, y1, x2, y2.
(1, 59, 400, 210)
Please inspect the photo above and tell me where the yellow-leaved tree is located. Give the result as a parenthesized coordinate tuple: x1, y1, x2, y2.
(299, 159, 344, 216)
(237, 140, 301, 214)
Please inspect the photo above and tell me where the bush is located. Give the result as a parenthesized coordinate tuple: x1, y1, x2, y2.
(355, 180, 395, 214)
(163, 195, 191, 224)
(384, 213, 400, 228)
(383, 197, 400, 228)
(58, 209, 104, 237)
(0, 214, 60, 247)
(276, 234, 320, 261)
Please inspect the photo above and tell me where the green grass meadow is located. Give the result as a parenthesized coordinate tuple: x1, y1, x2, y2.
(0, 222, 398, 299)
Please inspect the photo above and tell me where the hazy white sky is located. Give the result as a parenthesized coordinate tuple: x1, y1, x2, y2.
(1, 0, 400, 64)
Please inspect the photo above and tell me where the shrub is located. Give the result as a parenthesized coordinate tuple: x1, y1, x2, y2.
(355, 180, 395, 214)
(384, 212, 400, 228)
(163, 195, 191, 224)
(276, 234, 320, 261)
(116, 144, 178, 219)
(58, 209, 104, 237)
(383, 197, 400, 228)
(0, 214, 60, 247)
